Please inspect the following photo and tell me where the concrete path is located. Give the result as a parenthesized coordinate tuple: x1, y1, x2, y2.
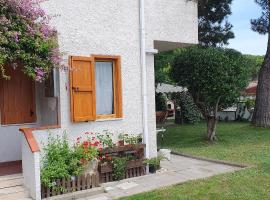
(79, 154, 242, 200)
(0, 174, 31, 200)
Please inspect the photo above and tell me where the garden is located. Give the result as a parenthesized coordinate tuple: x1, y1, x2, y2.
(121, 122, 270, 200)
(40, 131, 163, 198)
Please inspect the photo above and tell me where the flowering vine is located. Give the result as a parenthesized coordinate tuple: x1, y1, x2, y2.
(0, 0, 61, 82)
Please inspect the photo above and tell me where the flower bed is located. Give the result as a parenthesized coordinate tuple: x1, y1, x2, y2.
(40, 131, 145, 198)
(98, 144, 146, 183)
(41, 173, 99, 199)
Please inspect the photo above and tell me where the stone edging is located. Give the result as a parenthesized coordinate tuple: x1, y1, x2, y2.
(171, 151, 253, 168)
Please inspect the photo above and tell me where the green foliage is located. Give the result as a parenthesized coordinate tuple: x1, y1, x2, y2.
(251, 0, 269, 35)
(172, 92, 201, 124)
(244, 55, 264, 80)
(154, 51, 177, 85)
(41, 135, 83, 189)
(198, 0, 234, 46)
(143, 156, 165, 168)
(122, 122, 270, 200)
(120, 134, 143, 145)
(155, 93, 167, 111)
(112, 157, 128, 181)
(97, 131, 114, 148)
(171, 46, 252, 118)
(0, 0, 61, 81)
(41, 134, 99, 190)
(246, 99, 256, 110)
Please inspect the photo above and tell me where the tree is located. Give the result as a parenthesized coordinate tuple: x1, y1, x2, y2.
(243, 55, 264, 80)
(250, 0, 270, 127)
(171, 46, 251, 141)
(199, 0, 235, 46)
(0, 0, 61, 82)
(154, 50, 179, 86)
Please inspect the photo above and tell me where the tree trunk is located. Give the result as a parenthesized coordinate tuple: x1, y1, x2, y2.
(252, 21, 270, 127)
(206, 116, 218, 141)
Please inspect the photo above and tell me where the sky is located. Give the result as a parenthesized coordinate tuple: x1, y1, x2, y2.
(228, 0, 268, 55)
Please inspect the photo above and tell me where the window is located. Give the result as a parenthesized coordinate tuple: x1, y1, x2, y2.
(69, 55, 122, 122)
(95, 61, 114, 115)
(0, 64, 36, 125)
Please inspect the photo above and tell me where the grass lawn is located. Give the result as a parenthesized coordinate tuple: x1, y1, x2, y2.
(121, 122, 270, 200)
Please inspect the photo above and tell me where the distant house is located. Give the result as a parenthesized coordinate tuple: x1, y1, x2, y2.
(218, 81, 257, 121)
(0, 1, 198, 199)
(244, 81, 257, 98)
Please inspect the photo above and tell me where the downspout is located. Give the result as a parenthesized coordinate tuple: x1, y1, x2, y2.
(139, 0, 150, 159)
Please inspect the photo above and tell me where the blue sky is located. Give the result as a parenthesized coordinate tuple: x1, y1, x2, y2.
(228, 0, 268, 55)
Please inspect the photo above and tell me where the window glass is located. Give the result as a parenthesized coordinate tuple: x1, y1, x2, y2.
(95, 61, 114, 115)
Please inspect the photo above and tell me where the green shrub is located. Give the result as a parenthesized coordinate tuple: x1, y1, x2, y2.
(156, 93, 167, 111)
(41, 134, 98, 190)
(112, 157, 128, 181)
(172, 92, 201, 123)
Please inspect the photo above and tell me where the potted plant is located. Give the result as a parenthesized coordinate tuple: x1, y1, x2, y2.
(143, 155, 165, 173)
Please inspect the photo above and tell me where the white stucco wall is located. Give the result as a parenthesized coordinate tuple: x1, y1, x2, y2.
(0, 0, 198, 163)
(22, 137, 41, 200)
(37, 0, 198, 156)
(145, 0, 198, 51)
(0, 83, 58, 163)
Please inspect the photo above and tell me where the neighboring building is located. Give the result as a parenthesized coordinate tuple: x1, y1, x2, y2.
(0, 1, 198, 199)
(244, 81, 257, 98)
(218, 81, 257, 121)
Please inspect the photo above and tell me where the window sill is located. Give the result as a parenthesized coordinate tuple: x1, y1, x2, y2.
(1, 122, 37, 127)
(96, 118, 123, 122)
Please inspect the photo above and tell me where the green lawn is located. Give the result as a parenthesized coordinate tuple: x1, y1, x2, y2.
(121, 122, 270, 200)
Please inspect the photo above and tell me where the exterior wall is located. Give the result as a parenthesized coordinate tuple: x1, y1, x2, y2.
(145, 0, 198, 51)
(34, 0, 198, 156)
(22, 137, 41, 200)
(0, 83, 58, 163)
(0, 0, 198, 162)
(146, 53, 157, 157)
(34, 0, 144, 152)
(0, 126, 23, 162)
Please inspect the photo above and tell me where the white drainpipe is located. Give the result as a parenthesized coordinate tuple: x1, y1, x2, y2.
(139, 0, 150, 159)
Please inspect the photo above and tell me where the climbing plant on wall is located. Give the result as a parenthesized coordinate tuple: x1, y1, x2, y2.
(0, 0, 61, 82)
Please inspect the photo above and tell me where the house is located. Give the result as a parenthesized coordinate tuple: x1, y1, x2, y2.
(0, 0, 198, 199)
(218, 81, 258, 121)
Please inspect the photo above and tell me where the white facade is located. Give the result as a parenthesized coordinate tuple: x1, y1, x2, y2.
(30, 0, 198, 156)
(1, 1, 198, 198)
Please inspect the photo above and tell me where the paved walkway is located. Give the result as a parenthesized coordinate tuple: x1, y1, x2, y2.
(80, 154, 242, 200)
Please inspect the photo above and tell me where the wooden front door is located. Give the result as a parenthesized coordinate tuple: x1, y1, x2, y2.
(0, 65, 36, 125)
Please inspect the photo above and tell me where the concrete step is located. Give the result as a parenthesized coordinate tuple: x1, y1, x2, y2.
(0, 176, 23, 189)
(0, 190, 30, 200)
(0, 174, 32, 200)
(0, 174, 22, 182)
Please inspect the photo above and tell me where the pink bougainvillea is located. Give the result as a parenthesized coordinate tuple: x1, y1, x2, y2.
(0, 0, 62, 81)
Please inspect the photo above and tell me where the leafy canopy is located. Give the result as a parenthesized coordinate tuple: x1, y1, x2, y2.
(199, 0, 235, 47)
(251, 0, 269, 34)
(170, 46, 252, 116)
(243, 54, 264, 80)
